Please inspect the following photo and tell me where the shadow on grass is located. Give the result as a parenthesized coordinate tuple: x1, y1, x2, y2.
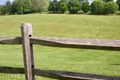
(110, 64, 120, 66)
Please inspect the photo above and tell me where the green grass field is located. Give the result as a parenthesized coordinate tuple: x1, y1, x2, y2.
(0, 14, 120, 80)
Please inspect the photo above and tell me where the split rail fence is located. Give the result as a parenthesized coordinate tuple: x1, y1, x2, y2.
(0, 23, 120, 80)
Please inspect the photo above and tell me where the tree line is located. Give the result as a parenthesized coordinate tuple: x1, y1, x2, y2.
(49, 0, 120, 15)
(0, 0, 48, 15)
(0, 0, 120, 15)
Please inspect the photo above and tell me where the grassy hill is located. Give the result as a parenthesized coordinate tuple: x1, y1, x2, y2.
(0, 14, 120, 80)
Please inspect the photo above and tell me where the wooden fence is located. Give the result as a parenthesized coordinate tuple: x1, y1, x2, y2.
(0, 23, 120, 80)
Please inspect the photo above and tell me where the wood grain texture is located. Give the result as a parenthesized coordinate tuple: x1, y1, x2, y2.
(30, 37, 120, 51)
(21, 23, 34, 80)
(0, 67, 24, 74)
(34, 69, 120, 80)
(0, 67, 120, 80)
(29, 24, 35, 80)
(0, 36, 120, 50)
(0, 37, 21, 44)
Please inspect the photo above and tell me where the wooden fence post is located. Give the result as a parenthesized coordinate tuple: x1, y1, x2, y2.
(21, 23, 35, 80)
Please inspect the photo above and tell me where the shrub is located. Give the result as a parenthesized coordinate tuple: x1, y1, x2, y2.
(81, 1, 90, 13)
(0, 6, 6, 15)
(11, 0, 32, 14)
(22, 0, 32, 14)
(5, 1, 11, 14)
(116, 0, 120, 10)
(48, 0, 60, 13)
(91, 0, 105, 15)
(48, 2, 53, 11)
(67, 0, 80, 14)
(104, 2, 119, 14)
(59, 1, 67, 13)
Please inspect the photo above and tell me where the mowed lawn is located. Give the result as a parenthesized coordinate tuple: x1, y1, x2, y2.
(0, 14, 120, 80)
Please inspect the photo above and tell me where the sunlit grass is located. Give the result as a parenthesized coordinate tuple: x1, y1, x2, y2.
(0, 14, 120, 80)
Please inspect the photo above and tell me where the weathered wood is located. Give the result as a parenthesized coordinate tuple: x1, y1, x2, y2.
(0, 36, 120, 51)
(34, 69, 120, 80)
(34, 69, 98, 80)
(0, 67, 120, 80)
(29, 24, 35, 80)
(21, 23, 34, 80)
(0, 67, 24, 74)
(0, 37, 21, 44)
(30, 37, 120, 51)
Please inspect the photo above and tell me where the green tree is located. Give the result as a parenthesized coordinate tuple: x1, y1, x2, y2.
(67, 0, 80, 14)
(48, 1, 53, 12)
(104, 2, 118, 14)
(0, 1, 12, 15)
(59, 0, 67, 13)
(0, 5, 1, 15)
(117, 0, 120, 10)
(91, 0, 105, 15)
(31, 0, 49, 13)
(11, 0, 23, 14)
(48, 0, 60, 13)
(11, 0, 32, 14)
(5, 1, 11, 14)
(22, 0, 32, 14)
(0, 5, 6, 15)
(81, 1, 90, 13)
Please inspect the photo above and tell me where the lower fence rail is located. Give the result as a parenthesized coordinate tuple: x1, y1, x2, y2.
(0, 66, 120, 80)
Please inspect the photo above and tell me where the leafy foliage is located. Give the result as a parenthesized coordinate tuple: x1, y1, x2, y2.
(0, 1, 11, 15)
(23, 0, 32, 14)
(0, 0, 48, 15)
(48, 0, 67, 13)
(67, 0, 80, 14)
(31, 0, 49, 13)
(5, 1, 11, 14)
(91, 0, 105, 15)
(59, 1, 67, 13)
(117, 0, 120, 10)
(11, 0, 32, 14)
(81, 1, 90, 13)
(104, 2, 119, 14)
(48, 0, 60, 13)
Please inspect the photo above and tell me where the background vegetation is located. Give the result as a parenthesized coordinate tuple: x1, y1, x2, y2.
(0, 0, 120, 15)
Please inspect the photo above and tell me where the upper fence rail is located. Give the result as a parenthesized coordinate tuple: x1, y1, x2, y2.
(0, 37, 120, 51)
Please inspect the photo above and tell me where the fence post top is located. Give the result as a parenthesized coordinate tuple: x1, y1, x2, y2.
(21, 23, 33, 36)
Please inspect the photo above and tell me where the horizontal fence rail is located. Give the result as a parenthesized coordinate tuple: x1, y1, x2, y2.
(0, 37, 21, 44)
(0, 67, 120, 80)
(30, 37, 120, 51)
(0, 37, 120, 51)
